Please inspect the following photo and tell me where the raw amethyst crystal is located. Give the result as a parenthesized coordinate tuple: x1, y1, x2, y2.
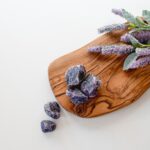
(136, 48, 150, 56)
(81, 74, 101, 98)
(121, 31, 150, 44)
(66, 88, 88, 105)
(44, 102, 61, 119)
(41, 120, 56, 133)
(65, 65, 86, 87)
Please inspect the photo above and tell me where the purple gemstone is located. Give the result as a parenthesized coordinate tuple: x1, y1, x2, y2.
(65, 65, 86, 87)
(41, 120, 56, 133)
(81, 74, 101, 98)
(44, 102, 61, 119)
(66, 88, 88, 105)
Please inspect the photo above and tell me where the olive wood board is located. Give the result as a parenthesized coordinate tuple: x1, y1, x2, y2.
(48, 29, 150, 118)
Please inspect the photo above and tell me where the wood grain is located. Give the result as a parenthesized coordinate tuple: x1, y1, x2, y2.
(48, 29, 150, 118)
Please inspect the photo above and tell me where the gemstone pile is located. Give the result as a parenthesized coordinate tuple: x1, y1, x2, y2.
(65, 65, 101, 105)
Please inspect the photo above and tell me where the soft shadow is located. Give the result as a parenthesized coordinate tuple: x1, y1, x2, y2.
(65, 88, 150, 130)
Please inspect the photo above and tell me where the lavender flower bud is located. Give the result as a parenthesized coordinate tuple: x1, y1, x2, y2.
(88, 46, 102, 53)
(112, 8, 124, 17)
(121, 31, 150, 44)
(129, 56, 150, 69)
(101, 45, 134, 55)
(136, 48, 150, 56)
(88, 45, 134, 55)
(98, 23, 127, 34)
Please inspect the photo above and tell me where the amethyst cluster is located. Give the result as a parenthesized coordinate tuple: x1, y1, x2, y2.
(65, 65, 101, 105)
(41, 101, 61, 133)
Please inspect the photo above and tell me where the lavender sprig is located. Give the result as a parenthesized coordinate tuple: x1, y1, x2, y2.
(112, 8, 138, 25)
(142, 10, 150, 23)
(129, 56, 150, 69)
(101, 45, 134, 55)
(88, 45, 134, 55)
(136, 48, 150, 56)
(112, 9, 124, 17)
(98, 23, 127, 34)
(121, 30, 150, 44)
(90, 8, 150, 70)
(88, 46, 102, 53)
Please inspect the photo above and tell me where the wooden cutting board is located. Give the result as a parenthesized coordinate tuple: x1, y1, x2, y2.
(48, 29, 150, 118)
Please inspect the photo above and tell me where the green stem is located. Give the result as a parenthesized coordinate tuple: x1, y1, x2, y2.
(141, 44, 150, 48)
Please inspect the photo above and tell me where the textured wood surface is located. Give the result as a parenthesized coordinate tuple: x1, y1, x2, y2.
(48, 29, 150, 118)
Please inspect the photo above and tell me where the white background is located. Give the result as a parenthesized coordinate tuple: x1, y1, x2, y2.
(0, 0, 150, 150)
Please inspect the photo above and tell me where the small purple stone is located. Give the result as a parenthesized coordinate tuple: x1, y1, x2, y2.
(44, 102, 61, 119)
(65, 65, 86, 87)
(66, 88, 88, 105)
(41, 120, 56, 133)
(81, 74, 101, 98)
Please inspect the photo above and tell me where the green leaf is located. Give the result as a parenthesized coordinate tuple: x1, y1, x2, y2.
(143, 44, 150, 47)
(128, 34, 143, 47)
(123, 52, 138, 70)
(129, 23, 136, 28)
(128, 34, 150, 48)
(129, 27, 150, 33)
(122, 9, 137, 25)
(142, 10, 150, 23)
(136, 16, 147, 27)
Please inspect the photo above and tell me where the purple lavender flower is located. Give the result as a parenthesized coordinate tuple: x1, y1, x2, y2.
(98, 23, 127, 34)
(112, 8, 124, 17)
(101, 45, 134, 55)
(129, 56, 150, 69)
(88, 46, 102, 53)
(89, 45, 134, 55)
(136, 48, 150, 56)
(121, 31, 150, 44)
